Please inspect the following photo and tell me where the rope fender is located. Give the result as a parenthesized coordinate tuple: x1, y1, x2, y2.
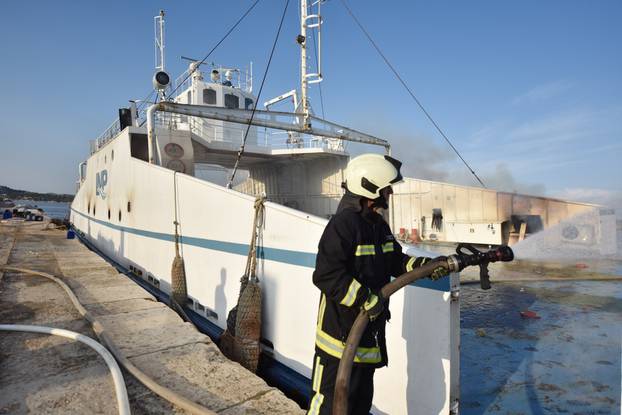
(220, 195, 266, 372)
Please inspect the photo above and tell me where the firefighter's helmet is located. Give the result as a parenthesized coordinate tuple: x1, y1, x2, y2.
(344, 154, 404, 199)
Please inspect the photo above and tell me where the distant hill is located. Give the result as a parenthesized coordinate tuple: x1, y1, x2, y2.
(0, 185, 73, 203)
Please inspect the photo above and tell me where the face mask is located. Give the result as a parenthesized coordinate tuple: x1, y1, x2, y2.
(372, 186, 393, 210)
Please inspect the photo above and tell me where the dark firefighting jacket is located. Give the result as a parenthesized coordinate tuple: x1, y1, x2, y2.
(312, 192, 429, 367)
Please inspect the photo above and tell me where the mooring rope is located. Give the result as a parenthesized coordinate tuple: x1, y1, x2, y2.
(171, 172, 188, 307)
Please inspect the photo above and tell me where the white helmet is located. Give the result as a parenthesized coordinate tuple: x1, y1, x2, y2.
(344, 153, 404, 199)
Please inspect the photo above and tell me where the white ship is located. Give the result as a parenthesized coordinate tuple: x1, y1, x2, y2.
(70, 5, 459, 414)
(69, 4, 615, 414)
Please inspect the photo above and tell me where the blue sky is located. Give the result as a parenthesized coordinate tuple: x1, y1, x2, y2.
(0, 1, 620, 208)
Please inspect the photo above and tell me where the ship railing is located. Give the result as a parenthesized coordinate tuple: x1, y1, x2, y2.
(92, 118, 122, 154)
(170, 65, 253, 100)
(94, 106, 347, 155)
(185, 115, 345, 152)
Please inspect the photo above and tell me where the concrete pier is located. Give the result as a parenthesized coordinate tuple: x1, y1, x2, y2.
(0, 221, 304, 414)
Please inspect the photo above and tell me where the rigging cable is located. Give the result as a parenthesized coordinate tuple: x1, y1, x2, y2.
(339, 0, 487, 188)
(169, 0, 261, 98)
(227, 0, 291, 188)
(137, 90, 156, 113)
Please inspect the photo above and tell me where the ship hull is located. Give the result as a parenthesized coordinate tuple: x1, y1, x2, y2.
(71, 127, 460, 414)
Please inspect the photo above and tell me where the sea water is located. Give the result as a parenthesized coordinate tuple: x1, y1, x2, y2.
(400, 235, 622, 414)
(460, 279, 621, 414)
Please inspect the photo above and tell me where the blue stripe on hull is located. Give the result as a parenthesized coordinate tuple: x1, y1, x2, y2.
(71, 207, 316, 268)
(71, 207, 449, 291)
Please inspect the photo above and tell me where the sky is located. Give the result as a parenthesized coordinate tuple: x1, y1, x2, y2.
(0, 0, 620, 210)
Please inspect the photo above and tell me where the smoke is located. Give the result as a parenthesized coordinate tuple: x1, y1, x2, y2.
(461, 163, 546, 196)
(389, 134, 455, 182)
(386, 132, 546, 195)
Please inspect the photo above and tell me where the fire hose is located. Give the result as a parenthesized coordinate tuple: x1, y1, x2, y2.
(0, 324, 131, 415)
(1, 266, 218, 415)
(332, 244, 514, 415)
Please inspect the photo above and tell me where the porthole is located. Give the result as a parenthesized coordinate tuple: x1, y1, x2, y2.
(127, 201, 131, 213)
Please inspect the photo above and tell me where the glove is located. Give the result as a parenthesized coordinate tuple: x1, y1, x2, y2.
(426, 256, 450, 281)
(362, 290, 385, 322)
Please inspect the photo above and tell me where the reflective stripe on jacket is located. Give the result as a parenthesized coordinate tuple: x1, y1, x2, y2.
(312, 193, 430, 367)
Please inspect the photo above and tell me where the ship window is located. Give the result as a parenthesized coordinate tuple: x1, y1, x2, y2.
(127, 201, 131, 213)
(245, 98, 254, 110)
(187, 91, 192, 104)
(203, 88, 216, 105)
(87, 202, 90, 214)
(111, 150, 114, 161)
(224, 94, 239, 109)
(108, 209, 111, 219)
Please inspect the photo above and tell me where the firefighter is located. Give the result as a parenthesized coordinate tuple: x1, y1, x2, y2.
(307, 153, 449, 415)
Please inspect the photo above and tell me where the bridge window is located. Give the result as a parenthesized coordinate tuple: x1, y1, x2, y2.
(224, 94, 239, 109)
(245, 98, 254, 110)
(203, 88, 216, 105)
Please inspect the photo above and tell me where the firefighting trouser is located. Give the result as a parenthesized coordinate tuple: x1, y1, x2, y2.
(306, 352, 375, 415)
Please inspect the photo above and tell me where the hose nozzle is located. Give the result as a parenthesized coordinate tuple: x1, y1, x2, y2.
(488, 245, 514, 263)
(446, 244, 514, 290)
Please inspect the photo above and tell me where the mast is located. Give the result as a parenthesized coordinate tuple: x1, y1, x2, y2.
(155, 10, 166, 72)
(299, 0, 323, 129)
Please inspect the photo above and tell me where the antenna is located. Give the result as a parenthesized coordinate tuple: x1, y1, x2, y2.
(299, 0, 323, 129)
(155, 10, 165, 72)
